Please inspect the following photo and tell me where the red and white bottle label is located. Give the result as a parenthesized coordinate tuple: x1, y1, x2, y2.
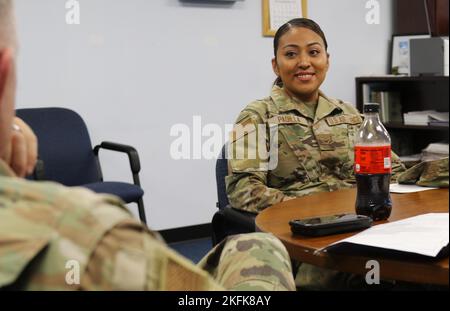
(354, 145, 392, 174)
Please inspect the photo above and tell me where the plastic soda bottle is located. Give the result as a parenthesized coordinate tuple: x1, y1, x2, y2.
(354, 103, 392, 220)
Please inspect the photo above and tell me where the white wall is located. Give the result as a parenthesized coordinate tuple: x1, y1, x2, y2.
(14, 0, 392, 230)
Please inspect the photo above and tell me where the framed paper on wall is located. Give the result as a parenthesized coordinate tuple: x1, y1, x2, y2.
(390, 34, 431, 75)
(262, 0, 308, 37)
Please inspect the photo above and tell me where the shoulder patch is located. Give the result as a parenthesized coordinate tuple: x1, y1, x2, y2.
(236, 112, 251, 123)
(230, 116, 258, 142)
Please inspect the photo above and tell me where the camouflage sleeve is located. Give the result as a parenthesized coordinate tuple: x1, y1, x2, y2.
(225, 109, 286, 213)
(391, 150, 406, 182)
(226, 173, 286, 213)
(83, 224, 295, 291)
(82, 220, 224, 290)
(397, 157, 449, 187)
(197, 232, 295, 291)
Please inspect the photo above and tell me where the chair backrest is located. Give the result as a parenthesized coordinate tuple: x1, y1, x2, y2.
(16, 107, 102, 186)
(216, 144, 230, 209)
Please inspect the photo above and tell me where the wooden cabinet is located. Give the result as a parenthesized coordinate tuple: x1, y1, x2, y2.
(394, 0, 449, 36)
(355, 76, 449, 157)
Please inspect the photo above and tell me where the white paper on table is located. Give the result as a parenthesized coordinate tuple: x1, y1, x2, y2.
(390, 183, 438, 193)
(321, 213, 449, 257)
(269, 0, 303, 31)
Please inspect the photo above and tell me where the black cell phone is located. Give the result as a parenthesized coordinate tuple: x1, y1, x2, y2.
(289, 213, 373, 237)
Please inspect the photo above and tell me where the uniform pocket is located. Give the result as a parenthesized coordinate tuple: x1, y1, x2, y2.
(272, 123, 320, 184)
(316, 122, 359, 180)
(316, 124, 349, 152)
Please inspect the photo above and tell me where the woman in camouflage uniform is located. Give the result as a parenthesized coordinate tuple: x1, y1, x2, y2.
(226, 18, 449, 290)
(226, 18, 405, 214)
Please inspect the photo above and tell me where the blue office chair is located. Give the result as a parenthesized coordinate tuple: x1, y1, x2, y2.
(211, 144, 256, 246)
(16, 107, 147, 224)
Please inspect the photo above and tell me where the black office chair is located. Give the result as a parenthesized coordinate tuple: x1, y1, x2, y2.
(16, 107, 147, 224)
(211, 144, 256, 246)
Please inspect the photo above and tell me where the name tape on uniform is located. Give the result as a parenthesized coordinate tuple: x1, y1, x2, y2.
(326, 115, 362, 126)
(267, 115, 309, 126)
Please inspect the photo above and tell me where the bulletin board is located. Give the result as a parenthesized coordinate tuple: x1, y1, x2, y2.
(262, 0, 308, 37)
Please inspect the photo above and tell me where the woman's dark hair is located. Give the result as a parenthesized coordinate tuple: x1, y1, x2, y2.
(273, 18, 328, 87)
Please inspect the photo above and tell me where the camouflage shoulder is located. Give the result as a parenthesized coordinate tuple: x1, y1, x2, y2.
(235, 97, 273, 125)
(0, 176, 131, 217)
(332, 98, 361, 115)
(0, 177, 134, 290)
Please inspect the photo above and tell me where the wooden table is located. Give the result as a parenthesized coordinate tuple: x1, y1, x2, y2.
(255, 188, 449, 285)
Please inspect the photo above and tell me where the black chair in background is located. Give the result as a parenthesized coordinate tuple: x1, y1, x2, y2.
(211, 144, 256, 246)
(16, 107, 147, 224)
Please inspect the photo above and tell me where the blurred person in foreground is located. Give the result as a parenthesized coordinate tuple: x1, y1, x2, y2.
(0, 0, 295, 291)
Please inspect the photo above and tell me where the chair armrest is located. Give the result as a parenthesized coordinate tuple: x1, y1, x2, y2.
(93, 141, 142, 186)
(33, 159, 45, 180)
(211, 205, 256, 245)
(27, 159, 45, 180)
(222, 205, 256, 231)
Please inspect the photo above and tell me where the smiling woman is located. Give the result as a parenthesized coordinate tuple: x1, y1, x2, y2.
(223, 17, 408, 290)
(272, 18, 328, 102)
(272, 26, 329, 102)
(225, 18, 406, 215)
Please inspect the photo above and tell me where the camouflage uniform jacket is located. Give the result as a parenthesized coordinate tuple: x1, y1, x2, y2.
(0, 160, 295, 291)
(226, 86, 405, 213)
(397, 157, 449, 188)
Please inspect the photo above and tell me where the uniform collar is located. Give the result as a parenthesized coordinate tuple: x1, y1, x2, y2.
(315, 92, 343, 122)
(0, 159, 16, 177)
(270, 85, 342, 121)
